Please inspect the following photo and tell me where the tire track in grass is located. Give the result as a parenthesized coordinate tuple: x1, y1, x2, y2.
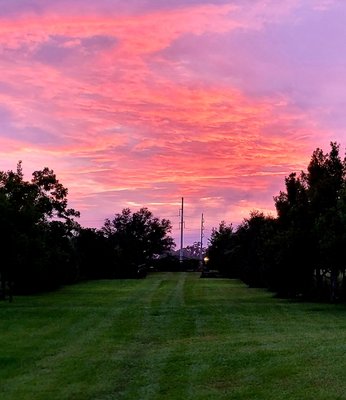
(0, 278, 164, 400)
(4, 274, 346, 399)
(103, 272, 192, 400)
(140, 272, 200, 400)
(98, 272, 207, 400)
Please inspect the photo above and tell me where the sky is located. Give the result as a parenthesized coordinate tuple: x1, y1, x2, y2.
(1, 0, 346, 246)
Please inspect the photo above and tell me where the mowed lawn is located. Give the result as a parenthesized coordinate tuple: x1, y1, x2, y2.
(1, 273, 346, 399)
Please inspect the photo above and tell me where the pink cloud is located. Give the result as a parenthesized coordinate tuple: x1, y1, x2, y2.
(0, 0, 343, 244)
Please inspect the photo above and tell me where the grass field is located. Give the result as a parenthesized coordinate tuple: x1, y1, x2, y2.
(1, 272, 346, 399)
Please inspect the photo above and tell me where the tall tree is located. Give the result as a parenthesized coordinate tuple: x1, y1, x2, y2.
(306, 142, 346, 301)
(102, 208, 175, 277)
(236, 211, 276, 288)
(207, 222, 235, 277)
(208, 142, 346, 302)
(271, 142, 346, 300)
(273, 172, 314, 297)
(0, 162, 80, 296)
(74, 227, 114, 280)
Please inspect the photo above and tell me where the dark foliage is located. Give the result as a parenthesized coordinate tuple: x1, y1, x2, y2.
(101, 208, 175, 278)
(208, 142, 346, 302)
(152, 255, 185, 272)
(74, 228, 114, 279)
(207, 222, 236, 277)
(0, 162, 80, 297)
(0, 163, 175, 299)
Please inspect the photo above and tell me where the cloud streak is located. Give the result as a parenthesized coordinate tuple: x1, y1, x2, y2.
(0, 0, 344, 244)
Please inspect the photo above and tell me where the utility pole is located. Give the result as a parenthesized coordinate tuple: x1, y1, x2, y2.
(179, 197, 184, 263)
(200, 213, 204, 269)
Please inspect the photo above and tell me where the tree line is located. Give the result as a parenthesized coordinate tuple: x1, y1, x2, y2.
(0, 162, 174, 300)
(208, 142, 346, 302)
(3, 141, 346, 303)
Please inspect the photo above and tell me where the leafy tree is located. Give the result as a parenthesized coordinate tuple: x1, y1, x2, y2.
(270, 142, 346, 300)
(185, 241, 204, 259)
(306, 143, 344, 214)
(208, 142, 346, 302)
(74, 227, 114, 279)
(208, 213, 276, 282)
(274, 172, 309, 226)
(272, 172, 314, 297)
(102, 208, 175, 277)
(236, 211, 276, 288)
(0, 162, 80, 296)
(306, 143, 346, 301)
(207, 222, 235, 276)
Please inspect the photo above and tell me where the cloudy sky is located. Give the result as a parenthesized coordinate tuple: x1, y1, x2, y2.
(1, 0, 346, 245)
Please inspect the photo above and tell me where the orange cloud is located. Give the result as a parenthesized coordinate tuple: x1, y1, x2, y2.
(0, 1, 334, 244)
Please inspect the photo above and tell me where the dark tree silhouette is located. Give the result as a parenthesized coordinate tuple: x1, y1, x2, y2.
(208, 142, 346, 302)
(0, 162, 80, 296)
(74, 227, 114, 279)
(102, 208, 175, 277)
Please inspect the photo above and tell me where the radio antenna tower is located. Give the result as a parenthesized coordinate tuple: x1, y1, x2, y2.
(200, 213, 205, 268)
(179, 197, 184, 263)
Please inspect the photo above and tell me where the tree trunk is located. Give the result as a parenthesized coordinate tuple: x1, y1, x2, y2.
(0, 273, 5, 300)
(315, 267, 323, 296)
(342, 269, 346, 301)
(330, 268, 338, 303)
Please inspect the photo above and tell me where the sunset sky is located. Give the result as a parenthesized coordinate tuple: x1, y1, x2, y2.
(1, 0, 346, 246)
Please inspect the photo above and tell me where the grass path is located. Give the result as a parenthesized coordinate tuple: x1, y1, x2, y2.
(1, 272, 346, 399)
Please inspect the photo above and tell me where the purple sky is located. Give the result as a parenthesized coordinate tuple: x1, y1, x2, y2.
(0, 0, 345, 245)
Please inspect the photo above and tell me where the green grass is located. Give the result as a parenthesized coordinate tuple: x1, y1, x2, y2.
(1, 272, 346, 399)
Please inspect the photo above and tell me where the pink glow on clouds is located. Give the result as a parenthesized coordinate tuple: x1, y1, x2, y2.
(0, 0, 345, 244)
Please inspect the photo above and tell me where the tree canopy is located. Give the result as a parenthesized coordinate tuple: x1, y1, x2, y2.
(0, 162, 80, 297)
(4, 142, 346, 304)
(208, 142, 346, 302)
(102, 208, 175, 277)
(0, 163, 175, 298)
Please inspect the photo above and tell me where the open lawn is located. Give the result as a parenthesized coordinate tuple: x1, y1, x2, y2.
(1, 272, 346, 399)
